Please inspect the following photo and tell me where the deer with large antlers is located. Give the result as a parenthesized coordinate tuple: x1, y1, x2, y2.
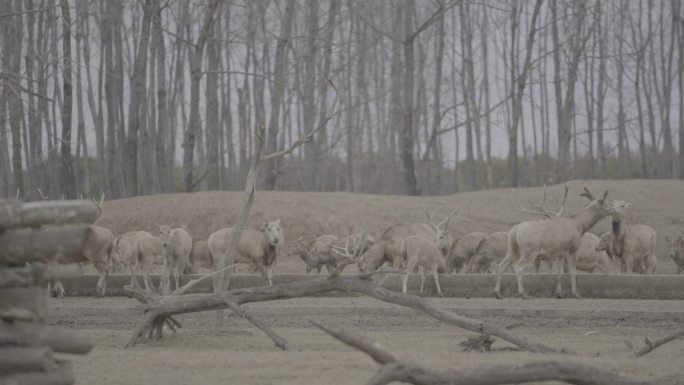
(495, 187, 613, 299)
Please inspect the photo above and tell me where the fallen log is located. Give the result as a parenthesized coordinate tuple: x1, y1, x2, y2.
(0, 200, 99, 230)
(124, 275, 561, 354)
(0, 225, 90, 266)
(0, 264, 81, 288)
(0, 347, 57, 375)
(634, 328, 684, 357)
(0, 287, 48, 321)
(312, 321, 654, 385)
(0, 321, 93, 355)
(0, 359, 74, 385)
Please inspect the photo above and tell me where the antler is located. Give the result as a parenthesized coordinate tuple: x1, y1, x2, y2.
(579, 187, 595, 201)
(518, 185, 569, 219)
(91, 192, 105, 219)
(36, 187, 49, 201)
(330, 221, 369, 276)
(424, 208, 459, 232)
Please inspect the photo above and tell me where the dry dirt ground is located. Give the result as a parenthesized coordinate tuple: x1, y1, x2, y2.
(50, 296, 684, 385)
(95, 179, 684, 274)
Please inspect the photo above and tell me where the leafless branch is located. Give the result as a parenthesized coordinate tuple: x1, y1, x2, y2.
(633, 328, 684, 357)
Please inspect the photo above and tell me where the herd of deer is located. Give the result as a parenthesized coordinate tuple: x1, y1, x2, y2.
(51, 187, 684, 299)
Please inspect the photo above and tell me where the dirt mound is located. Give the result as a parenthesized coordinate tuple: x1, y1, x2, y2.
(96, 179, 684, 273)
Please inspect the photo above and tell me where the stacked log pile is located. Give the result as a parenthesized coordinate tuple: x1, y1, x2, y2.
(0, 199, 97, 385)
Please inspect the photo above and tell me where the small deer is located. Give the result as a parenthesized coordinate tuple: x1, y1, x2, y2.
(401, 235, 446, 297)
(605, 201, 657, 274)
(665, 236, 684, 274)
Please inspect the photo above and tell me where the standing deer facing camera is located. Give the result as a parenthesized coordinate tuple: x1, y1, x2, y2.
(495, 187, 613, 299)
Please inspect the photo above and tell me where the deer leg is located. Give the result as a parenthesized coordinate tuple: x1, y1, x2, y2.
(554, 255, 564, 299)
(624, 256, 634, 274)
(96, 267, 107, 297)
(432, 267, 443, 297)
(495, 253, 513, 299)
(419, 266, 425, 296)
(567, 253, 581, 299)
(534, 258, 541, 273)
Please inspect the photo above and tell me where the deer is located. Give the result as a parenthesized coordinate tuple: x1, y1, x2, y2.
(462, 232, 508, 274)
(158, 225, 193, 294)
(44, 192, 115, 298)
(186, 238, 212, 274)
(665, 236, 684, 274)
(603, 201, 657, 275)
(401, 235, 446, 297)
(135, 235, 164, 293)
(495, 187, 613, 299)
(113, 230, 154, 288)
(360, 223, 436, 272)
(292, 234, 372, 274)
(538, 233, 615, 274)
(446, 232, 489, 274)
(208, 219, 283, 287)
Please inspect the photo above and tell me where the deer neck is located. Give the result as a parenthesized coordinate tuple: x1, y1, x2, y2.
(572, 207, 606, 234)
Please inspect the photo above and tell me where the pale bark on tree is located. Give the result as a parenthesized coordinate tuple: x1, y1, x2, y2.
(182, 0, 221, 192)
(480, 4, 494, 189)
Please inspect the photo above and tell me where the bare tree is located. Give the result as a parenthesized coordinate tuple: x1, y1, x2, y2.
(182, 0, 221, 192)
(59, 0, 76, 199)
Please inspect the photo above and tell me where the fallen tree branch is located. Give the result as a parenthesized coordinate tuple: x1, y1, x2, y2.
(634, 328, 684, 357)
(225, 296, 288, 351)
(170, 263, 238, 296)
(312, 321, 653, 385)
(123, 275, 561, 354)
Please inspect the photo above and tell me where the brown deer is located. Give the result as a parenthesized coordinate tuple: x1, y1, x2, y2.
(495, 187, 613, 299)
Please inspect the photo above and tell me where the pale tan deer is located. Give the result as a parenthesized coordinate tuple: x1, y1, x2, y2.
(495, 187, 613, 299)
(606, 201, 657, 274)
(208, 219, 283, 287)
(401, 235, 446, 297)
(665, 236, 684, 274)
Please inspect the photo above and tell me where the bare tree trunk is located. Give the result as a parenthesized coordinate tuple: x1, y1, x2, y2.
(401, 0, 419, 196)
(481, 4, 494, 189)
(182, 0, 221, 192)
(315, 0, 339, 191)
(302, 0, 319, 191)
(5, 0, 24, 198)
(60, 0, 76, 199)
(262, 0, 296, 190)
(507, 0, 543, 188)
(678, 0, 684, 178)
(205, 16, 221, 191)
(596, 0, 608, 178)
(554, 1, 587, 182)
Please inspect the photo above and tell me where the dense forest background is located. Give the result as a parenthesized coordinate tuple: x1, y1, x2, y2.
(0, 0, 682, 200)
